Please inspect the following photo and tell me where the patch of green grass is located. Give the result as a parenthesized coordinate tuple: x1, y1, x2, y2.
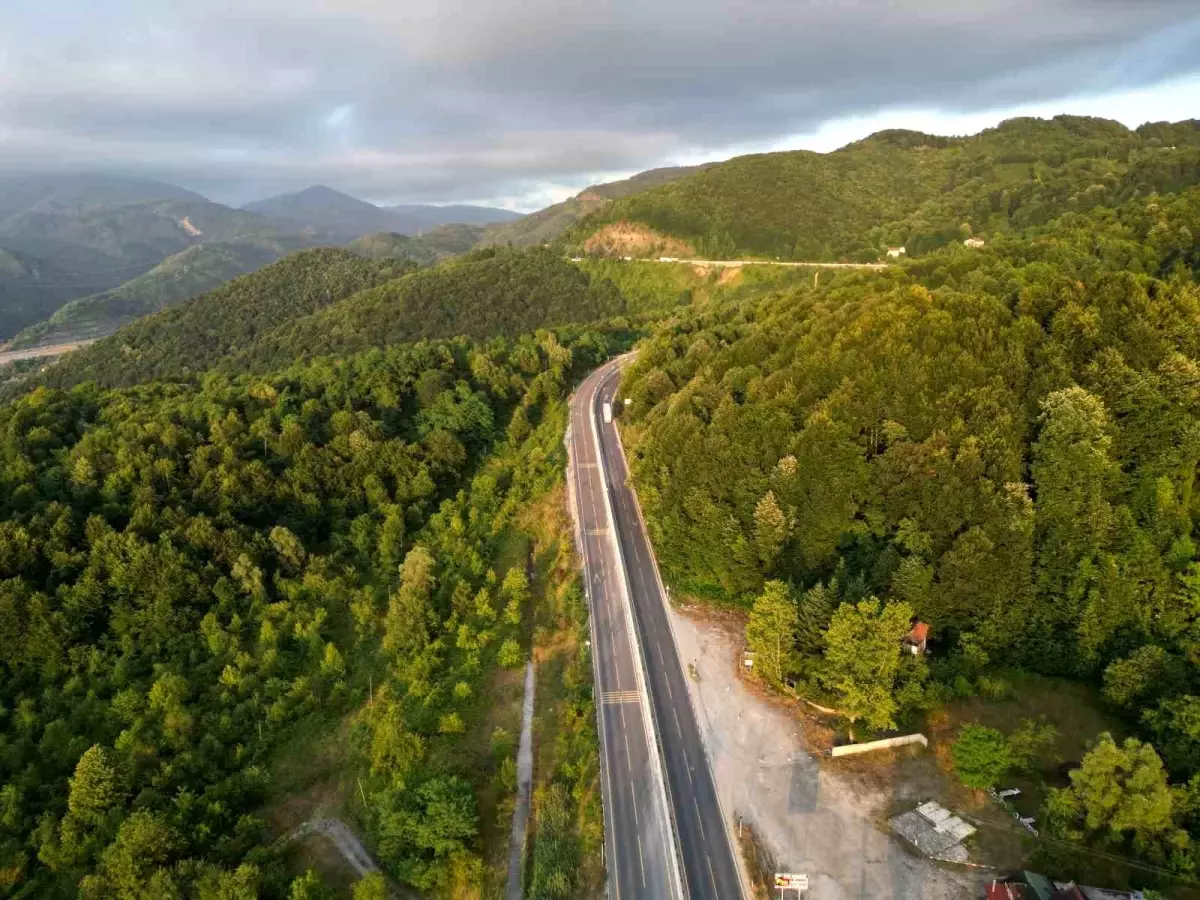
(926, 670, 1128, 869)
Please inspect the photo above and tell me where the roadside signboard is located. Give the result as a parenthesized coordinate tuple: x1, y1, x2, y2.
(775, 872, 809, 891)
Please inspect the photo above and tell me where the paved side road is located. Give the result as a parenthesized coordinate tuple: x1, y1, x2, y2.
(505, 660, 536, 900)
(592, 365, 745, 900)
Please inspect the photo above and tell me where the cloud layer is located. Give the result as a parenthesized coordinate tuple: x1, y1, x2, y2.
(2, 0, 1199, 206)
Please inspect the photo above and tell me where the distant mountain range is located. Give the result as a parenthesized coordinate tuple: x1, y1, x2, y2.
(243, 185, 519, 242)
(0, 175, 293, 341)
(11, 116, 1196, 356)
(0, 176, 524, 346)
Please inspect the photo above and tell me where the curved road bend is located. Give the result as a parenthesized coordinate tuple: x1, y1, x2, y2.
(570, 359, 678, 899)
(571, 359, 744, 900)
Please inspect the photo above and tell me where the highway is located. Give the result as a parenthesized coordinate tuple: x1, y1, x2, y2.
(569, 358, 680, 899)
(569, 357, 743, 900)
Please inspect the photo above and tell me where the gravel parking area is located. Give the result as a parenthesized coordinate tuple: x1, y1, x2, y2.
(667, 604, 984, 900)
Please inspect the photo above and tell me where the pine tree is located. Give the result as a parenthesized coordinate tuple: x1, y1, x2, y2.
(796, 580, 836, 653)
(753, 491, 788, 570)
(68, 745, 124, 827)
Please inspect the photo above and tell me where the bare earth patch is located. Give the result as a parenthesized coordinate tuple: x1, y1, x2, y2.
(667, 604, 985, 899)
(582, 220, 695, 258)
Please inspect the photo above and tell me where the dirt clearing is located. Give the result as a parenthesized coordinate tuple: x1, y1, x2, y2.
(667, 604, 984, 899)
(582, 220, 695, 258)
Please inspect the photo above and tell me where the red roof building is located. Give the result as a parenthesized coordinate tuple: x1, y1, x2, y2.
(903, 621, 930, 655)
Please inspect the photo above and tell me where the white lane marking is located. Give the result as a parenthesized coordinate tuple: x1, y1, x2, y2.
(638, 834, 647, 888)
(600, 691, 642, 704)
(618, 705, 638, 827)
(673, 706, 682, 735)
(656, 643, 666, 667)
(664, 675, 673, 700)
(693, 796, 707, 840)
(708, 856, 719, 895)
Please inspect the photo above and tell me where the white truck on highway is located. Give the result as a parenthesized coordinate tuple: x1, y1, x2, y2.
(602, 401, 613, 423)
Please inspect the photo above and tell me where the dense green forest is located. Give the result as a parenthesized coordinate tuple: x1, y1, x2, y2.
(347, 226, 486, 267)
(617, 183, 1200, 880)
(0, 322, 622, 897)
(568, 116, 1200, 262)
(221, 249, 625, 375)
(21, 248, 624, 395)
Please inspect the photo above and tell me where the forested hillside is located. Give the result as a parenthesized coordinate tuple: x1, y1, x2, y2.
(617, 183, 1200, 879)
(8, 239, 309, 349)
(229, 248, 626, 373)
(23, 249, 624, 393)
(0, 322, 620, 897)
(0, 250, 101, 342)
(348, 226, 486, 266)
(0, 192, 309, 342)
(570, 116, 1200, 261)
(24, 249, 410, 392)
(480, 165, 714, 248)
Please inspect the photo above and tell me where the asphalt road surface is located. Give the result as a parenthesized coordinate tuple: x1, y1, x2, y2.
(569, 358, 679, 899)
(569, 358, 743, 900)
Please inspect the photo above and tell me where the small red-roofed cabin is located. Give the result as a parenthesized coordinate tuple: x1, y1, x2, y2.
(903, 620, 930, 655)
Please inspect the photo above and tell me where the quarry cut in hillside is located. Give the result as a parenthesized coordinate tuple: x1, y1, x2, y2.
(582, 220, 696, 258)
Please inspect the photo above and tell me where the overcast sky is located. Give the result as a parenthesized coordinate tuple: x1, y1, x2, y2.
(2, 0, 1199, 210)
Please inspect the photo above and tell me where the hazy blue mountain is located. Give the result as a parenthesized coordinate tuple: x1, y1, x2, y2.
(243, 185, 394, 242)
(384, 203, 522, 230)
(0, 189, 297, 340)
(0, 172, 207, 225)
(245, 185, 522, 240)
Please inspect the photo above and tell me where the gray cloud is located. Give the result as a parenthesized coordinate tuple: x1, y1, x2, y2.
(1, 0, 1198, 207)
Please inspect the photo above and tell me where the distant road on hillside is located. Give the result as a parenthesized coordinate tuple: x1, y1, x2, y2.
(0, 340, 95, 367)
(572, 256, 890, 270)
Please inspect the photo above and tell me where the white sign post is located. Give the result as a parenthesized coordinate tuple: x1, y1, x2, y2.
(775, 872, 809, 898)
